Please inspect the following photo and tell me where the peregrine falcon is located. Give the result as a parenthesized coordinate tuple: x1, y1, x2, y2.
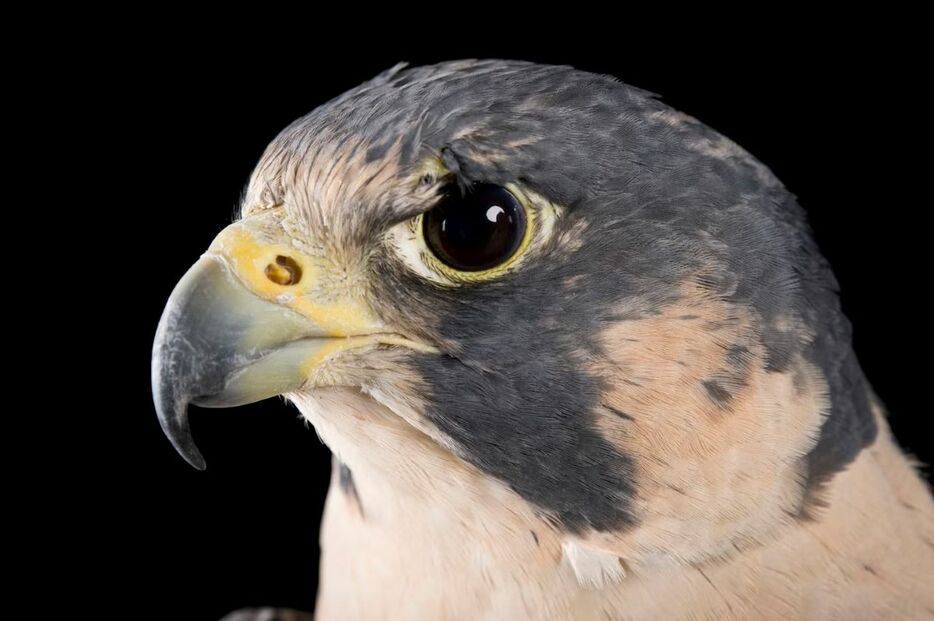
(152, 60, 934, 620)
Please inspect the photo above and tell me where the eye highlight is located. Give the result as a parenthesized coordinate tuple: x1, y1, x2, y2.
(423, 184, 527, 272)
(387, 178, 557, 285)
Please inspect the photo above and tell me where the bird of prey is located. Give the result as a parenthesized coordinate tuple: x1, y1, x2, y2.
(152, 60, 934, 620)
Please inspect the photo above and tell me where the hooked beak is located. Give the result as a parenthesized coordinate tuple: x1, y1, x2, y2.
(151, 217, 432, 469)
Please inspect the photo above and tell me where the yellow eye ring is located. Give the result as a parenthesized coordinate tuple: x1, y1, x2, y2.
(416, 182, 536, 282)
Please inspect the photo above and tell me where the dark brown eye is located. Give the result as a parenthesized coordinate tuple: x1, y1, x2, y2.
(423, 184, 526, 272)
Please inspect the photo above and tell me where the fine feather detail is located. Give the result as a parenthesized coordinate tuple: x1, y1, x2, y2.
(562, 540, 627, 588)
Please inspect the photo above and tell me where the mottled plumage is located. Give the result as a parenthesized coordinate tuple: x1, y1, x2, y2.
(153, 60, 933, 620)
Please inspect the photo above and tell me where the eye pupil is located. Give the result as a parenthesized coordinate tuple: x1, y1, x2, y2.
(423, 184, 526, 272)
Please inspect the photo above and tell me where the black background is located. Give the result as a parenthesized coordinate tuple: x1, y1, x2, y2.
(83, 30, 929, 621)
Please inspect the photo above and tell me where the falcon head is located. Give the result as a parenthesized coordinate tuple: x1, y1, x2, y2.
(152, 60, 875, 561)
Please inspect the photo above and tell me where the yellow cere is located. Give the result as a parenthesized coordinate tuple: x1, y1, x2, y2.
(207, 223, 385, 337)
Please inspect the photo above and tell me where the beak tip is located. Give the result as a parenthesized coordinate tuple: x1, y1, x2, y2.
(185, 451, 208, 471)
(162, 422, 208, 471)
(163, 419, 208, 471)
(153, 389, 208, 471)
(168, 422, 207, 470)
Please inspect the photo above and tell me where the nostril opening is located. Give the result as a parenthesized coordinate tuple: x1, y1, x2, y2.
(265, 255, 302, 286)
